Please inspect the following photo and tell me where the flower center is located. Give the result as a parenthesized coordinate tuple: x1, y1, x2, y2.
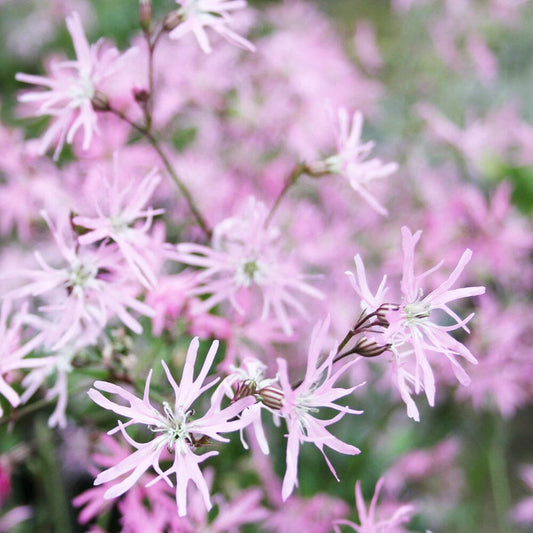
(160, 402, 193, 452)
(403, 296, 431, 324)
(235, 258, 266, 287)
(68, 74, 95, 108)
(109, 215, 128, 234)
(68, 260, 97, 289)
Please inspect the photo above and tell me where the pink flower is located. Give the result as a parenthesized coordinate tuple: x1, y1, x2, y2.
(277, 317, 363, 500)
(167, 0, 255, 54)
(73, 435, 179, 532)
(390, 227, 485, 417)
(73, 157, 164, 289)
(512, 465, 533, 526)
(88, 337, 254, 516)
(18, 333, 91, 428)
(347, 227, 485, 421)
(264, 493, 349, 533)
(334, 478, 415, 533)
(4, 213, 154, 350)
(175, 197, 324, 335)
(16, 12, 135, 159)
(320, 108, 398, 215)
(0, 301, 52, 417)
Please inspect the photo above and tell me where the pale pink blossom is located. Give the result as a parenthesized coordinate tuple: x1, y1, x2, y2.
(264, 493, 349, 533)
(455, 295, 532, 417)
(277, 317, 363, 500)
(16, 12, 135, 159)
(88, 337, 254, 516)
(4, 213, 154, 350)
(73, 435, 179, 532)
(334, 478, 415, 533)
(0, 506, 32, 533)
(168, 0, 255, 54)
(0, 301, 52, 417)
(175, 197, 324, 335)
(347, 227, 485, 421)
(73, 157, 164, 289)
(172, 467, 268, 532)
(354, 21, 383, 73)
(221, 357, 281, 455)
(389, 226, 485, 419)
(321, 108, 398, 215)
(512, 465, 533, 526)
(18, 332, 91, 428)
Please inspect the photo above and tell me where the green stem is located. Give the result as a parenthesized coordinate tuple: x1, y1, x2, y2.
(264, 162, 309, 227)
(108, 107, 212, 239)
(35, 420, 72, 533)
(489, 417, 514, 533)
(143, 25, 163, 133)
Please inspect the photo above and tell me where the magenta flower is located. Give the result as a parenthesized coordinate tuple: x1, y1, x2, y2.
(334, 478, 415, 533)
(73, 159, 164, 289)
(175, 197, 324, 335)
(321, 108, 398, 215)
(167, 0, 255, 54)
(16, 12, 134, 159)
(88, 337, 254, 516)
(277, 317, 363, 500)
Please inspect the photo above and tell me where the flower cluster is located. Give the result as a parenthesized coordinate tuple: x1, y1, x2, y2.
(1, 1, 530, 531)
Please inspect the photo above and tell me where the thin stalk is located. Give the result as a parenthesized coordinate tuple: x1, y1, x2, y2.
(35, 420, 71, 533)
(489, 417, 514, 533)
(143, 25, 163, 133)
(108, 106, 212, 238)
(265, 162, 309, 227)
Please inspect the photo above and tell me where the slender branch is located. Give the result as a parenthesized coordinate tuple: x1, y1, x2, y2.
(0, 397, 56, 426)
(108, 106, 212, 239)
(143, 25, 164, 133)
(265, 162, 309, 227)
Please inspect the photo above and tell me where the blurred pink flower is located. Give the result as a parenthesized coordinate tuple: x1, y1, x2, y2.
(4, 213, 154, 350)
(321, 108, 398, 215)
(16, 12, 135, 159)
(0, 300, 52, 417)
(88, 337, 254, 516)
(455, 294, 532, 417)
(264, 493, 349, 533)
(277, 317, 363, 500)
(175, 197, 324, 335)
(512, 465, 533, 526)
(168, 0, 255, 54)
(172, 467, 268, 532)
(73, 435, 179, 532)
(334, 478, 415, 533)
(73, 157, 164, 289)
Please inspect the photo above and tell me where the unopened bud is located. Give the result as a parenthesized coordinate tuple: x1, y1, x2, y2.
(163, 10, 184, 32)
(307, 160, 330, 177)
(139, 0, 152, 33)
(354, 336, 390, 358)
(257, 386, 284, 410)
(232, 380, 257, 402)
(133, 88, 150, 104)
(375, 303, 400, 327)
(91, 90, 110, 111)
